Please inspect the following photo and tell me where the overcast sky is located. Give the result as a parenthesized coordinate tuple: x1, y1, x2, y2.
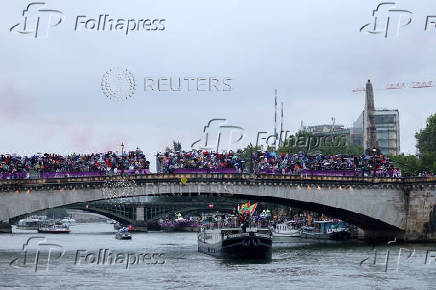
(1, 0, 435, 168)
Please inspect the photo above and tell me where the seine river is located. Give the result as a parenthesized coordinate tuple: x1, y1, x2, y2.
(0, 223, 435, 289)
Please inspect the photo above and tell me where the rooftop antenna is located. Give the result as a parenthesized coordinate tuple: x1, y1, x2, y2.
(274, 89, 278, 147)
(280, 102, 284, 146)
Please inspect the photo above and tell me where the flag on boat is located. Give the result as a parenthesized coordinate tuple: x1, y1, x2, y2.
(247, 203, 258, 215)
(238, 202, 250, 214)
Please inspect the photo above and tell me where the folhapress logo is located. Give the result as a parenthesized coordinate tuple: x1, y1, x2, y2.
(10, 2, 63, 38)
(75, 15, 166, 35)
(9, 236, 65, 272)
(10, 2, 166, 38)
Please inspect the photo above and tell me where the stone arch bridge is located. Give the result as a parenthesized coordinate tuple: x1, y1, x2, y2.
(0, 174, 435, 241)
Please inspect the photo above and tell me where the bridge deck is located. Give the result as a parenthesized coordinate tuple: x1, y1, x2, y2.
(0, 174, 435, 191)
(0, 173, 436, 188)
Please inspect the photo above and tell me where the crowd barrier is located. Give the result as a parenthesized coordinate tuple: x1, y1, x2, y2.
(172, 168, 237, 174)
(0, 169, 151, 180)
(258, 169, 400, 177)
(0, 172, 29, 180)
(301, 169, 357, 177)
(0, 168, 401, 180)
(258, 169, 356, 176)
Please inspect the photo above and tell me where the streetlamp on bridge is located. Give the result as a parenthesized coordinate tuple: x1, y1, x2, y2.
(248, 143, 253, 174)
(372, 147, 377, 180)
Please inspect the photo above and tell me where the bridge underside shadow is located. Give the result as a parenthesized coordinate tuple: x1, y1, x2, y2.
(67, 202, 235, 227)
(227, 193, 401, 232)
(68, 205, 134, 226)
(6, 192, 401, 233)
(71, 192, 402, 232)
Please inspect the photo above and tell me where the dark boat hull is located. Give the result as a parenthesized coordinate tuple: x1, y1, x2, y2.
(37, 229, 70, 234)
(161, 226, 199, 233)
(198, 234, 272, 260)
(115, 233, 132, 240)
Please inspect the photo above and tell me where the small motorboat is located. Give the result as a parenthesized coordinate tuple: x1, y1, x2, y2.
(115, 227, 132, 240)
(38, 221, 70, 234)
(61, 217, 76, 226)
(271, 221, 300, 237)
(16, 218, 41, 230)
(299, 220, 351, 240)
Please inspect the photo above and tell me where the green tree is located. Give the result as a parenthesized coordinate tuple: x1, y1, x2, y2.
(165, 140, 182, 152)
(415, 113, 436, 173)
(314, 145, 364, 156)
(277, 131, 310, 154)
(390, 113, 436, 175)
(173, 141, 182, 152)
(390, 154, 423, 176)
(277, 131, 363, 155)
(416, 113, 436, 154)
(237, 144, 262, 171)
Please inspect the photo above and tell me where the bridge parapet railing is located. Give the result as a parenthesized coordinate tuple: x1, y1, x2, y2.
(0, 174, 435, 189)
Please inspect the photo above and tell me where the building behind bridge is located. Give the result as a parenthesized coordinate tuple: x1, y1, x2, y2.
(302, 109, 400, 156)
(352, 109, 400, 156)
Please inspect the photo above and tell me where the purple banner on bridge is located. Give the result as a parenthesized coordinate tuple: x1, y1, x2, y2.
(300, 169, 357, 177)
(39, 171, 104, 178)
(0, 169, 151, 180)
(258, 169, 358, 176)
(173, 168, 237, 174)
(39, 169, 151, 179)
(0, 172, 29, 180)
(259, 169, 290, 174)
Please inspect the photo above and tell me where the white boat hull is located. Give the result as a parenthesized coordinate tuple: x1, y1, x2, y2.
(272, 230, 300, 237)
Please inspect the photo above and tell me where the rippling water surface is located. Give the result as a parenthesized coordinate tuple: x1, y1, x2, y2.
(0, 223, 435, 289)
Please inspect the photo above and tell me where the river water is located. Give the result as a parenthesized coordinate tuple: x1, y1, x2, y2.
(0, 223, 435, 289)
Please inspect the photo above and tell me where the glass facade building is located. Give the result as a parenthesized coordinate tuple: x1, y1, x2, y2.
(352, 109, 400, 155)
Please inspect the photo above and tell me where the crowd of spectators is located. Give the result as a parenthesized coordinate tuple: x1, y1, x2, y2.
(0, 149, 402, 178)
(252, 151, 400, 177)
(157, 150, 245, 173)
(0, 149, 150, 175)
(157, 150, 400, 177)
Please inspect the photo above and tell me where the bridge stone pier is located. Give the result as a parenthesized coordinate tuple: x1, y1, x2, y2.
(0, 174, 435, 241)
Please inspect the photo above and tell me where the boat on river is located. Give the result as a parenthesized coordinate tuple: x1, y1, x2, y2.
(115, 228, 132, 240)
(38, 221, 70, 234)
(299, 220, 350, 240)
(16, 218, 41, 230)
(61, 217, 76, 226)
(271, 221, 301, 237)
(198, 227, 272, 260)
